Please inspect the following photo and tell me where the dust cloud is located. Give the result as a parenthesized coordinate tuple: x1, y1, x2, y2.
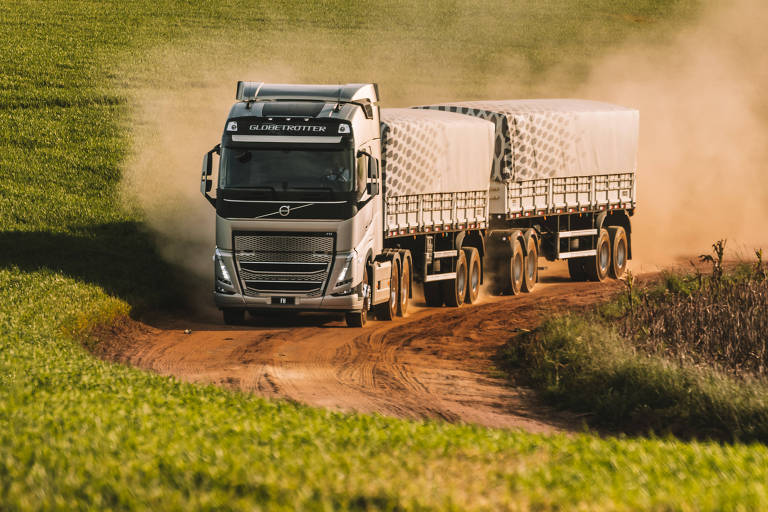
(121, 59, 303, 298)
(122, 0, 768, 295)
(571, 0, 768, 266)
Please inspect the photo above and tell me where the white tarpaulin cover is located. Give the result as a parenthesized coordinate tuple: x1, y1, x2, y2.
(416, 100, 639, 182)
(380, 108, 494, 197)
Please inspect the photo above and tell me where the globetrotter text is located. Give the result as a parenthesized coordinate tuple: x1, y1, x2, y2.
(249, 124, 328, 132)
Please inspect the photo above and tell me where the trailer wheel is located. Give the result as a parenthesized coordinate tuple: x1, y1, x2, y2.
(585, 228, 611, 282)
(375, 262, 399, 320)
(568, 258, 588, 281)
(398, 256, 410, 316)
(506, 238, 524, 295)
(423, 281, 443, 307)
(345, 268, 370, 327)
(222, 308, 245, 325)
(443, 250, 467, 307)
(522, 237, 538, 293)
(608, 226, 628, 279)
(463, 247, 481, 304)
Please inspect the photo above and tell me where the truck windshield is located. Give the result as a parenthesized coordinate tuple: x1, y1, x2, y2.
(220, 147, 354, 193)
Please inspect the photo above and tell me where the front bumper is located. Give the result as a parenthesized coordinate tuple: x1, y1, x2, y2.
(214, 290, 363, 312)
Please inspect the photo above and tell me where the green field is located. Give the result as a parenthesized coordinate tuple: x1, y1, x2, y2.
(6, 1, 768, 509)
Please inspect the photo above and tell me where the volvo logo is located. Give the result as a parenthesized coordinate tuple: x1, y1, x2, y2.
(278, 205, 290, 217)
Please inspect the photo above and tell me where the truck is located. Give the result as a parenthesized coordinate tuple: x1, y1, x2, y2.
(200, 82, 638, 326)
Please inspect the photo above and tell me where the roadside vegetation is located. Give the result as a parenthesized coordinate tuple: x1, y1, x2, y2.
(7, 0, 768, 509)
(623, 242, 768, 375)
(504, 241, 768, 442)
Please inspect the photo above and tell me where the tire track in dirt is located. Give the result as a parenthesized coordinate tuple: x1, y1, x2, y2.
(96, 263, 624, 433)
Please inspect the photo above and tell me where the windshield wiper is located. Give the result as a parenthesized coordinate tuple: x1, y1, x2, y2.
(244, 186, 276, 192)
(288, 186, 334, 192)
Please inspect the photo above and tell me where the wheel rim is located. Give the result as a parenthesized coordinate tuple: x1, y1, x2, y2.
(401, 266, 409, 307)
(513, 253, 523, 284)
(599, 242, 609, 272)
(617, 240, 626, 268)
(457, 263, 467, 297)
(390, 277, 397, 309)
(362, 276, 370, 312)
(526, 251, 535, 280)
(471, 261, 479, 293)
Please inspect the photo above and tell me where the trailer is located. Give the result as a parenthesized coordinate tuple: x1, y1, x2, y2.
(200, 83, 638, 326)
(417, 100, 638, 290)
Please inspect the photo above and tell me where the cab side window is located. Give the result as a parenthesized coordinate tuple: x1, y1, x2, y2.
(357, 153, 367, 196)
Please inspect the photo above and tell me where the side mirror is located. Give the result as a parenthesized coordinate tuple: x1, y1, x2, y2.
(200, 153, 212, 193)
(367, 182, 379, 196)
(367, 156, 379, 179)
(200, 144, 219, 207)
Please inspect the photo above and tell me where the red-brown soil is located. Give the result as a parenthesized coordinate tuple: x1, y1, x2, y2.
(96, 262, 624, 433)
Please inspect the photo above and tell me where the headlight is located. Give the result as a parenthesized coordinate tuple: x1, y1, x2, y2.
(214, 248, 232, 285)
(336, 252, 355, 286)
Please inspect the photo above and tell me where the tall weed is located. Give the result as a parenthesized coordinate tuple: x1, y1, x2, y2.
(622, 243, 768, 375)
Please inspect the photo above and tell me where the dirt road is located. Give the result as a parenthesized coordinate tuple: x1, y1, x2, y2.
(98, 262, 623, 433)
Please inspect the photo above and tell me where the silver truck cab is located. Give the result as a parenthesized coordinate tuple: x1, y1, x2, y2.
(200, 82, 382, 324)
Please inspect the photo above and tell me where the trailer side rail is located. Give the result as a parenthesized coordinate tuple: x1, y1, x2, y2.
(385, 190, 488, 238)
(505, 172, 635, 218)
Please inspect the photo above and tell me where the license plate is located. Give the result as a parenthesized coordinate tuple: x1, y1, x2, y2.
(271, 296, 296, 305)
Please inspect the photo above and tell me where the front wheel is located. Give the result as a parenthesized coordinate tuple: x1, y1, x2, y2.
(345, 268, 370, 327)
(398, 256, 410, 316)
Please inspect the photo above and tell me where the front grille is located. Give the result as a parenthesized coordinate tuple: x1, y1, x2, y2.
(234, 234, 333, 253)
(237, 252, 329, 263)
(239, 262, 327, 273)
(234, 232, 335, 297)
(239, 268, 327, 281)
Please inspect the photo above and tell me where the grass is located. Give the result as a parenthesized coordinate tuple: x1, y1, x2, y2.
(502, 248, 768, 443)
(6, 279, 768, 511)
(7, 0, 768, 509)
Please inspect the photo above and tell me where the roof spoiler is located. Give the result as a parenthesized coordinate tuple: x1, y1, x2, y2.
(235, 81, 264, 101)
(235, 81, 378, 105)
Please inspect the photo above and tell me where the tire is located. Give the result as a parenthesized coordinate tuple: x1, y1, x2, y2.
(608, 226, 628, 279)
(345, 267, 370, 327)
(423, 281, 443, 307)
(522, 236, 538, 293)
(506, 237, 524, 295)
(397, 256, 410, 316)
(463, 247, 481, 304)
(443, 250, 467, 307)
(222, 308, 245, 325)
(568, 257, 589, 281)
(375, 261, 399, 320)
(585, 228, 611, 282)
